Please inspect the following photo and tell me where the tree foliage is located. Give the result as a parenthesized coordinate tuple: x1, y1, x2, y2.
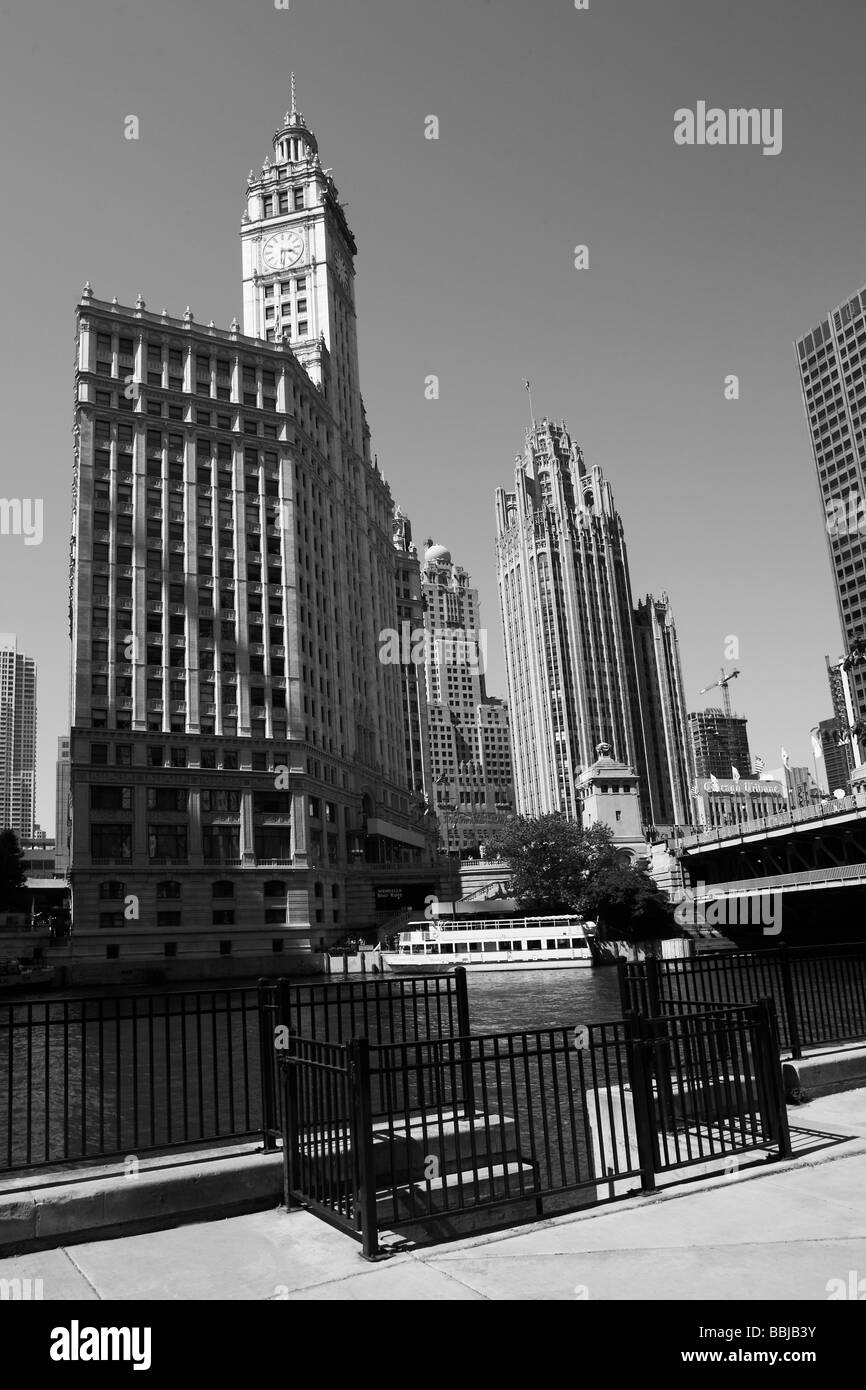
(0, 828, 27, 911)
(487, 813, 675, 942)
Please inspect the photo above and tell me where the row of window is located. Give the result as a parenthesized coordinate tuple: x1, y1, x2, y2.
(98, 879, 339, 899)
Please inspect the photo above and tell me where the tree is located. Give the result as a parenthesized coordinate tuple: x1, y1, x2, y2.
(487, 814, 616, 915)
(576, 847, 675, 942)
(0, 828, 27, 911)
(487, 813, 676, 942)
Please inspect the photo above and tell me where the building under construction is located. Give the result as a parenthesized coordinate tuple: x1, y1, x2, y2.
(688, 708, 752, 781)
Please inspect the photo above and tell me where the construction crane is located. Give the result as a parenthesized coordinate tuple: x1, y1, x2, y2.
(699, 667, 741, 719)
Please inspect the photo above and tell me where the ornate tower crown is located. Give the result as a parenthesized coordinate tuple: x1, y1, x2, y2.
(273, 73, 319, 163)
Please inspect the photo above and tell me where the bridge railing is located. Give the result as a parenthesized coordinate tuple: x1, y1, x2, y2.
(679, 792, 866, 851)
(619, 942, 866, 1059)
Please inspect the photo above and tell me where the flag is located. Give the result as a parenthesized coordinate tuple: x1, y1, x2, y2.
(754, 756, 765, 772)
(834, 788, 846, 800)
(811, 732, 823, 760)
(709, 774, 720, 791)
(731, 766, 741, 782)
(781, 746, 791, 769)
(524, 379, 531, 391)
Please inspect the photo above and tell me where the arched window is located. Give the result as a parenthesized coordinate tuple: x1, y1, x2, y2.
(157, 881, 182, 900)
(213, 880, 234, 899)
(314, 881, 324, 898)
(264, 880, 286, 898)
(99, 881, 125, 900)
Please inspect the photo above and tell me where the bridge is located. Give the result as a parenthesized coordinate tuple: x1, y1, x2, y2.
(672, 788, 866, 938)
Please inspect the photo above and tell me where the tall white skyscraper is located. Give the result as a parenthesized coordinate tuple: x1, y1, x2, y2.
(495, 417, 692, 828)
(0, 634, 37, 838)
(797, 286, 866, 720)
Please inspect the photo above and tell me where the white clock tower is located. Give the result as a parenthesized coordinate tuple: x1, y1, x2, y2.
(241, 77, 366, 459)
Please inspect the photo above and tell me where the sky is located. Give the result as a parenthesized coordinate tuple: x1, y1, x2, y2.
(1, 0, 864, 827)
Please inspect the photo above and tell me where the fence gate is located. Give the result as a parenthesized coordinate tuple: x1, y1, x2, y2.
(278, 1000, 791, 1257)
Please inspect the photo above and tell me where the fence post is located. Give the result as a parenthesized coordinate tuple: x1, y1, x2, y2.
(616, 957, 630, 1014)
(454, 966, 476, 1118)
(280, 1028, 300, 1209)
(756, 997, 793, 1159)
(257, 978, 278, 1152)
(625, 1012, 657, 1192)
(778, 946, 802, 1060)
(645, 956, 662, 1018)
(350, 1036, 380, 1260)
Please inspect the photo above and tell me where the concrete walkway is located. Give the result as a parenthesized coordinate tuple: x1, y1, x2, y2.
(2, 1089, 865, 1301)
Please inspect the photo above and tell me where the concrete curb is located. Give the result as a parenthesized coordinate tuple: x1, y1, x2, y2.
(0, 1151, 284, 1256)
(783, 1046, 866, 1100)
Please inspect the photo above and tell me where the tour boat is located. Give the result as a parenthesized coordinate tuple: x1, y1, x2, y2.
(379, 914, 595, 973)
(0, 958, 55, 991)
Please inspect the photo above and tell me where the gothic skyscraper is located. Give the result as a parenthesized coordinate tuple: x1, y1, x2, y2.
(495, 417, 692, 829)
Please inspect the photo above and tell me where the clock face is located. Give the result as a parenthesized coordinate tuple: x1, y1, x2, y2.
(334, 252, 350, 288)
(262, 230, 305, 271)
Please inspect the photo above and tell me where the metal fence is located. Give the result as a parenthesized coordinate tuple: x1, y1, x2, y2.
(279, 1001, 790, 1257)
(0, 973, 467, 1173)
(618, 942, 866, 1058)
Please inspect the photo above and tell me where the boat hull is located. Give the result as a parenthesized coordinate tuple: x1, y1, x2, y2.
(379, 953, 593, 974)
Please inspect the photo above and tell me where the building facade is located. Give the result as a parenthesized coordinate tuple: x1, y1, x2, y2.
(818, 715, 853, 795)
(633, 594, 695, 829)
(691, 776, 787, 831)
(688, 708, 752, 781)
(66, 95, 439, 975)
(0, 634, 37, 839)
(797, 286, 866, 719)
(419, 542, 515, 855)
(495, 418, 688, 829)
(391, 507, 432, 804)
(55, 735, 71, 872)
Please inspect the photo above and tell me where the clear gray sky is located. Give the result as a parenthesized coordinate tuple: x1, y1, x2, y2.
(1, 0, 864, 825)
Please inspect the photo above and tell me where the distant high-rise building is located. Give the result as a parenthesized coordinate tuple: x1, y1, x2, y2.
(495, 417, 688, 828)
(391, 506, 431, 802)
(633, 595, 695, 827)
(817, 716, 853, 795)
(55, 735, 71, 872)
(419, 542, 515, 855)
(688, 708, 752, 781)
(796, 286, 866, 718)
(0, 634, 37, 838)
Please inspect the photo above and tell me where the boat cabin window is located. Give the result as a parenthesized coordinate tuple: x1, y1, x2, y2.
(440, 942, 454, 954)
(411, 945, 426, 954)
(545, 940, 555, 949)
(455, 943, 467, 952)
(556, 939, 569, 948)
(497, 941, 510, 951)
(483, 941, 497, 951)
(469, 941, 482, 952)
(527, 940, 542, 950)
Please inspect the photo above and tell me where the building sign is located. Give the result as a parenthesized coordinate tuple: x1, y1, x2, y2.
(374, 883, 437, 911)
(693, 779, 783, 797)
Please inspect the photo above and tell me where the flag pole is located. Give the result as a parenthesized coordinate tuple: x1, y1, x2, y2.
(524, 378, 535, 427)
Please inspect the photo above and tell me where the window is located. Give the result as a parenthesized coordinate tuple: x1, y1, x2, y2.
(212, 880, 235, 899)
(170, 748, 188, 768)
(91, 744, 109, 765)
(90, 786, 132, 811)
(106, 945, 120, 960)
(163, 941, 178, 956)
(147, 826, 188, 862)
(148, 745, 165, 767)
(115, 744, 133, 767)
(147, 788, 187, 812)
(99, 881, 126, 900)
(272, 939, 284, 953)
(264, 880, 286, 898)
(219, 940, 232, 956)
(99, 913, 125, 930)
(265, 907, 286, 924)
(91, 827, 132, 861)
(157, 881, 182, 900)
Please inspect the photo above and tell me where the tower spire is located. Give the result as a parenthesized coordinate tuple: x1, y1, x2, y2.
(290, 71, 297, 116)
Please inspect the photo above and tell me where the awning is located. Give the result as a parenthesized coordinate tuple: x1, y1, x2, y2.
(366, 818, 426, 849)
